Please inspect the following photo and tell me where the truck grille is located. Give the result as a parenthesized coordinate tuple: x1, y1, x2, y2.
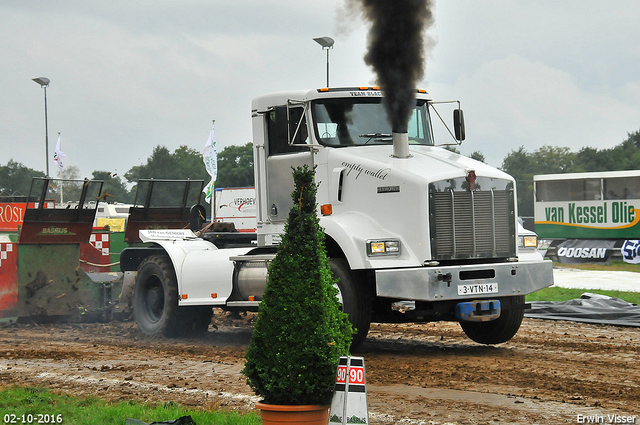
(429, 183, 515, 260)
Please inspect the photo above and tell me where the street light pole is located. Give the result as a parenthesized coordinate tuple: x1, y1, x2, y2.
(313, 37, 334, 87)
(32, 77, 51, 177)
(326, 48, 330, 87)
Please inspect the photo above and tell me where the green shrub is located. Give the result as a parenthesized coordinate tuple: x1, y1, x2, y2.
(242, 165, 352, 406)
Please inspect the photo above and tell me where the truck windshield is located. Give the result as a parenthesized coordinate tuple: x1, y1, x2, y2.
(312, 97, 433, 147)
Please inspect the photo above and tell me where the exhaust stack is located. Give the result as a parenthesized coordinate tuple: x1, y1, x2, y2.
(392, 132, 410, 158)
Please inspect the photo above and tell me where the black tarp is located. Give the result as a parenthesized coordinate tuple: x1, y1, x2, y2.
(525, 293, 640, 327)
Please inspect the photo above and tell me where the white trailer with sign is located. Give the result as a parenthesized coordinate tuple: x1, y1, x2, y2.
(534, 170, 640, 240)
(534, 170, 640, 264)
(121, 87, 553, 348)
(213, 187, 256, 232)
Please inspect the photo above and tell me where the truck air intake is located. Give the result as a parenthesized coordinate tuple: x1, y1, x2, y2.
(392, 132, 410, 158)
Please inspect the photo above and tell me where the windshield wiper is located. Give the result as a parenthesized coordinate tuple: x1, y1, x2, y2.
(359, 133, 391, 138)
(359, 133, 392, 144)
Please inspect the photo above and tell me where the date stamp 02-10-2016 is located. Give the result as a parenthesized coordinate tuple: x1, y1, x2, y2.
(3, 414, 63, 424)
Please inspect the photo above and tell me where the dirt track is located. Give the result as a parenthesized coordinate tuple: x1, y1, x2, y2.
(0, 312, 638, 424)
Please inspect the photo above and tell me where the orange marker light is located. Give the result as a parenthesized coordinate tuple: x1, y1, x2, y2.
(211, 293, 217, 299)
(181, 294, 188, 300)
(248, 296, 255, 301)
(319, 88, 329, 92)
(321, 204, 332, 215)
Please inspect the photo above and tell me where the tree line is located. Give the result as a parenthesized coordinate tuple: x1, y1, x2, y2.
(1, 129, 639, 217)
(501, 130, 640, 217)
(0, 143, 254, 207)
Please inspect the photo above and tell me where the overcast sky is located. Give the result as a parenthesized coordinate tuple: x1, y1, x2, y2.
(1, 1, 639, 183)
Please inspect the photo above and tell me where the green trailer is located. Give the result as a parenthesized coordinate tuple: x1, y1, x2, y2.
(1, 177, 204, 323)
(11, 178, 126, 322)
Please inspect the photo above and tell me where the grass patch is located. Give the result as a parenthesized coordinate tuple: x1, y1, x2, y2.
(0, 386, 260, 425)
(552, 260, 640, 273)
(527, 286, 640, 304)
(528, 260, 640, 303)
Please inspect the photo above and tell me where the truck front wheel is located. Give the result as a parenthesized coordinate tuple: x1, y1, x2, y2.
(459, 296, 525, 344)
(330, 258, 372, 351)
(133, 255, 183, 337)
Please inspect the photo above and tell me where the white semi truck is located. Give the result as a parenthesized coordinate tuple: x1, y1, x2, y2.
(121, 87, 553, 348)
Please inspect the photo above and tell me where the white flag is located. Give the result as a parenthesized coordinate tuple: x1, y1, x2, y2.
(53, 133, 66, 172)
(203, 122, 217, 203)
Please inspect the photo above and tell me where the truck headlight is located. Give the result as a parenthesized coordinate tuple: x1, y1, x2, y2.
(367, 240, 400, 256)
(523, 236, 537, 247)
(518, 235, 538, 248)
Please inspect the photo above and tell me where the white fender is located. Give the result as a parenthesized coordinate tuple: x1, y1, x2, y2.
(139, 230, 252, 305)
(320, 213, 421, 270)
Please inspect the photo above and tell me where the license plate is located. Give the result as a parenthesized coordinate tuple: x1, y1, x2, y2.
(457, 283, 499, 296)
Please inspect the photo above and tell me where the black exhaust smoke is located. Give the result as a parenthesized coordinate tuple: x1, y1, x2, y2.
(350, 0, 434, 156)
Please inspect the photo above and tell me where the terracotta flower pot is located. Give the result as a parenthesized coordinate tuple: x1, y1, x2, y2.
(255, 402, 330, 425)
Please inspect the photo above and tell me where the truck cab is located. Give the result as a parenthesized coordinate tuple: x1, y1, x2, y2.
(122, 87, 554, 348)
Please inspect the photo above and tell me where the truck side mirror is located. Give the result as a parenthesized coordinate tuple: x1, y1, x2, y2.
(454, 109, 465, 141)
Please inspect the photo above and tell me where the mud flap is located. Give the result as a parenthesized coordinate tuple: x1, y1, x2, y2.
(455, 300, 501, 322)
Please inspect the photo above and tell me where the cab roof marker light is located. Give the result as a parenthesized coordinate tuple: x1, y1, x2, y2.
(317, 87, 382, 93)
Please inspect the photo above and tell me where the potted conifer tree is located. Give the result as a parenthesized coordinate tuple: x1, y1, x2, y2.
(242, 165, 352, 425)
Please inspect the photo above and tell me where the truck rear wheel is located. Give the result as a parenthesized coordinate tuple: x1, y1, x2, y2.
(330, 258, 372, 351)
(459, 296, 525, 344)
(133, 255, 184, 337)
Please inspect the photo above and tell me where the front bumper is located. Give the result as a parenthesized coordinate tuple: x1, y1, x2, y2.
(375, 259, 554, 302)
